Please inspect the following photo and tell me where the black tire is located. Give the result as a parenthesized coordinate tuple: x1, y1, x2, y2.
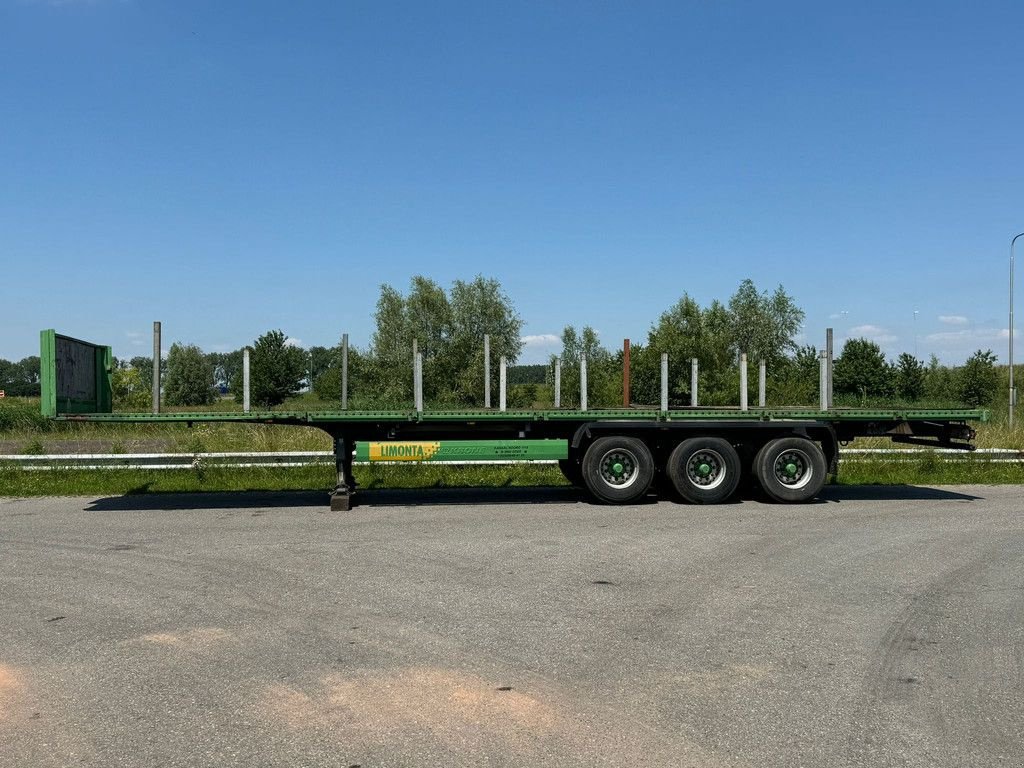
(754, 437, 827, 503)
(558, 457, 583, 487)
(581, 436, 655, 504)
(666, 437, 742, 504)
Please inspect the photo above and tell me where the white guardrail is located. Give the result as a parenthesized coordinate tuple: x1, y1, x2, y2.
(1, 448, 1023, 471)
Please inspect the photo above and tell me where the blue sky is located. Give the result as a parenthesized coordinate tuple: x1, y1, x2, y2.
(2, 0, 1022, 365)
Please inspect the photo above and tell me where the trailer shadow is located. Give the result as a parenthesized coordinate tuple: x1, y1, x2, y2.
(83, 486, 591, 511)
(814, 485, 983, 503)
(85, 490, 332, 511)
(82, 483, 982, 512)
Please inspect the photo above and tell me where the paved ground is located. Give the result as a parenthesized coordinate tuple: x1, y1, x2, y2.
(0, 485, 1021, 767)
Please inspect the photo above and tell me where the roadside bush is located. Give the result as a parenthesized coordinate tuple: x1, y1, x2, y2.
(957, 349, 999, 406)
(165, 344, 217, 407)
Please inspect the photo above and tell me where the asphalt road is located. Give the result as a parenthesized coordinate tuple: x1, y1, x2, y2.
(0, 485, 1021, 767)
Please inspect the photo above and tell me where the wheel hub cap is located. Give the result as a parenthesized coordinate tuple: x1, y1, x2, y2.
(599, 449, 639, 489)
(774, 450, 813, 489)
(685, 449, 727, 489)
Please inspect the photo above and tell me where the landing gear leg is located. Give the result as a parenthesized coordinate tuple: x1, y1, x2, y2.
(330, 436, 357, 511)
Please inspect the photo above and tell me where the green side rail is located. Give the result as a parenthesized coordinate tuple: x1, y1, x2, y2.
(51, 407, 990, 424)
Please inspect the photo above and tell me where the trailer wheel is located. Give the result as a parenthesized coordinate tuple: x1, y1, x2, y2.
(755, 437, 827, 503)
(581, 436, 654, 503)
(666, 437, 741, 504)
(558, 458, 583, 487)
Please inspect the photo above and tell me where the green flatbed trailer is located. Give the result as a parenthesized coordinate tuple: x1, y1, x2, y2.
(39, 330, 987, 510)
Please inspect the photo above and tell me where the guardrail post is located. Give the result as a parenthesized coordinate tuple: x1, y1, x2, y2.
(243, 348, 250, 413)
(580, 356, 588, 412)
(661, 353, 669, 412)
(152, 321, 161, 414)
(554, 357, 561, 408)
(341, 333, 349, 410)
(740, 353, 748, 411)
(819, 351, 828, 411)
(759, 358, 766, 408)
(499, 355, 507, 411)
(484, 334, 491, 408)
(691, 358, 698, 407)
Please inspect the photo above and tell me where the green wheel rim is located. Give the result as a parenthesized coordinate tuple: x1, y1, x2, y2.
(773, 449, 813, 489)
(599, 448, 640, 489)
(685, 449, 727, 490)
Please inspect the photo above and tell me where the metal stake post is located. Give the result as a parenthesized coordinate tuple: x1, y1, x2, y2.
(341, 333, 349, 410)
(759, 358, 766, 408)
(826, 327, 834, 409)
(623, 338, 631, 407)
(414, 352, 423, 413)
(580, 356, 588, 412)
(819, 351, 828, 411)
(660, 353, 669, 412)
(242, 348, 250, 413)
(499, 356, 507, 412)
(152, 321, 161, 414)
(554, 358, 561, 409)
(484, 334, 491, 409)
(739, 353, 748, 411)
(691, 358, 698, 407)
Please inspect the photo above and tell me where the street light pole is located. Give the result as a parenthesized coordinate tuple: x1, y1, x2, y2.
(1011, 233, 1024, 427)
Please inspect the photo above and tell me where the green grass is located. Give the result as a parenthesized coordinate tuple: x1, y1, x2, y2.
(0, 463, 567, 497)
(3, 458, 1023, 498)
(835, 458, 1024, 485)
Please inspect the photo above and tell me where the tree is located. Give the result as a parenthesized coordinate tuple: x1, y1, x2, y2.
(630, 295, 708, 406)
(553, 326, 619, 408)
(313, 345, 369, 404)
(770, 344, 819, 405)
(368, 275, 523, 406)
(112, 367, 151, 410)
(0, 356, 42, 396)
(833, 338, 892, 401)
(164, 344, 216, 407)
(205, 350, 244, 392)
(924, 354, 956, 402)
(128, 355, 168, 392)
(957, 349, 998, 406)
(236, 330, 306, 407)
(448, 276, 523, 402)
(894, 353, 926, 402)
(728, 279, 805, 367)
(628, 281, 804, 407)
(308, 345, 336, 390)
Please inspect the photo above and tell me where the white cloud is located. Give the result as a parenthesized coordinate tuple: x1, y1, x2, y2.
(938, 315, 969, 326)
(519, 333, 561, 364)
(284, 337, 304, 348)
(847, 324, 898, 344)
(925, 328, 1008, 345)
(922, 327, 1009, 363)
